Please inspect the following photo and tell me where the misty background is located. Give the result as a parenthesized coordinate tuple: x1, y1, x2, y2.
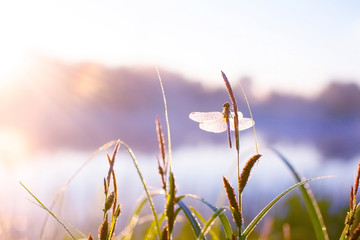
(1, 1, 360, 239)
(1, 57, 359, 162)
(0, 57, 359, 239)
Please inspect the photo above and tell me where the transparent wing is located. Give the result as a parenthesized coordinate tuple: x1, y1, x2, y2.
(229, 117, 255, 131)
(189, 112, 223, 123)
(233, 111, 244, 119)
(199, 118, 228, 133)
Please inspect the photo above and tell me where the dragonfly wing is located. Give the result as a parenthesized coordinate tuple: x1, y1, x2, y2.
(199, 118, 228, 133)
(238, 118, 255, 131)
(235, 111, 243, 118)
(229, 117, 254, 131)
(189, 112, 223, 122)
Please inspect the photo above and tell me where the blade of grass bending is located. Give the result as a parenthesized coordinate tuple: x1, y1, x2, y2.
(156, 67, 173, 172)
(40, 140, 116, 239)
(241, 176, 331, 239)
(192, 207, 225, 240)
(144, 212, 166, 240)
(121, 141, 162, 239)
(20, 182, 76, 240)
(120, 190, 164, 240)
(177, 199, 203, 239)
(184, 194, 233, 239)
(271, 148, 329, 240)
(144, 208, 182, 240)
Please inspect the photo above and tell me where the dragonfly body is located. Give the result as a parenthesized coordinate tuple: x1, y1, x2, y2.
(222, 102, 232, 148)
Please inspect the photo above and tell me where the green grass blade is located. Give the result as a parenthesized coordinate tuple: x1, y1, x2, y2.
(144, 208, 182, 240)
(177, 199, 203, 239)
(184, 194, 233, 239)
(20, 182, 76, 240)
(196, 208, 225, 240)
(119, 190, 164, 240)
(144, 212, 166, 240)
(157, 67, 173, 171)
(121, 141, 162, 239)
(242, 176, 330, 239)
(271, 148, 330, 240)
(191, 208, 219, 240)
(40, 140, 116, 239)
(120, 199, 147, 240)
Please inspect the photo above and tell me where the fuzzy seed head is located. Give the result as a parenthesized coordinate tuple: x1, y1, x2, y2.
(239, 154, 261, 193)
(104, 192, 115, 213)
(223, 176, 239, 212)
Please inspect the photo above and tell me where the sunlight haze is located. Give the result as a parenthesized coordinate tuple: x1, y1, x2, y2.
(0, 1, 359, 96)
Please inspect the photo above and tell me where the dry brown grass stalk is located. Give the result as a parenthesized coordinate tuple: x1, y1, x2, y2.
(156, 117, 168, 191)
(221, 71, 240, 152)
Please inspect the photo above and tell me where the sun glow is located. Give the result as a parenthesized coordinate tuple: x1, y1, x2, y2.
(0, 128, 29, 165)
(0, 47, 30, 87)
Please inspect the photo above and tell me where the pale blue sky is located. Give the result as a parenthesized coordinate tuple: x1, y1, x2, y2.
(0, 0, 359, 96)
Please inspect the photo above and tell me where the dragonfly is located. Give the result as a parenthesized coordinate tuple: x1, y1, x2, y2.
(189, 102, 254, 148)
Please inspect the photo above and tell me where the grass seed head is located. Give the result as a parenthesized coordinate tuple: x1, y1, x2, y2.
(350, 224, 360, 240)
(103, 178, 108, 196)
(114, 204, 121, 217)
(221, 71, 240, 151)
(239, 154, 262, 193)
(104, 191, 115, 213)
(156, 117, 167, 167)
(98, 214, 109, 240)
(223, 176, 239, 212)
(354, 162, 360, 198)
(223, 176, 242, 228)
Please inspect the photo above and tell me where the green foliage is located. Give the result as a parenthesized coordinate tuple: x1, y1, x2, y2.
(271, 148, 330, 240)
(268, 195, 348, 240)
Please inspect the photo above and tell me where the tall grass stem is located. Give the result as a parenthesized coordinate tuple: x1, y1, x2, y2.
(157, 67, 173, 172)
(237, 81, 259, 154)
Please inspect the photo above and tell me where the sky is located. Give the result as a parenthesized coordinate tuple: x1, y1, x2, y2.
(0, 1, 359, 96)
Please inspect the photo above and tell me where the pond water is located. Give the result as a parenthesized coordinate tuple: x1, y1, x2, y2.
(1, 137, 359, 239)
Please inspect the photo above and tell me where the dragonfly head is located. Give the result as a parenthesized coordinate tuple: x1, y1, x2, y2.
(222, 102, 230, 109)
(222, 102, 231, 120)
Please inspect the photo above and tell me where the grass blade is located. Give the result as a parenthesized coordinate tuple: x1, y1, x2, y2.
(196, 208, 225, 240)
(40, 141, 116, 239)
(20, 182, 76, 240)
(144, 212, 166, 240)
(184, 194, 233, 239)
(156, 67, 173, 171)
(177, 199, 203, 239)
(120, 141, 162, 239)
(271, 148, 330, 240)
(242, 176, 330, 239)
(120, 190, 163, 240)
